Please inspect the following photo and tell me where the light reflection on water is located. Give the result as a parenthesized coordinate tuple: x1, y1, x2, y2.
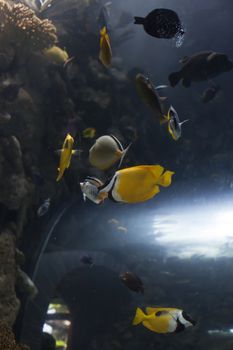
(152, 199, 233, 258)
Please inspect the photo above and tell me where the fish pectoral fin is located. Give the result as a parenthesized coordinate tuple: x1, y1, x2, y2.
(98, 192, 108, 203)
(179, 56, 189, 64)
(55, 149, 62, 155)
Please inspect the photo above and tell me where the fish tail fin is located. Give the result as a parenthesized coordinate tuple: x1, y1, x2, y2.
(56, 173, 61, 182)
(132, 308, 146, 326)
(134, 16, 145, 25)
(117, 143, 132, 168)
(158, 170, 175, 188)
(169, 72, 181, 87)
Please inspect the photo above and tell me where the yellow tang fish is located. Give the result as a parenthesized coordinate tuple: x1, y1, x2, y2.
(132, 307, 196, 334)
(56, 133, 80, 182)
(99, 165, 174, 203)
(80, 165, 174, 204)
(99, 26, 112, 68)
(82, 127, 96, 139)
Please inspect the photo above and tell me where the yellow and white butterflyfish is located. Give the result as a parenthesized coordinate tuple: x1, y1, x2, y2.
(132, 307, 196, 334)
(167, 105, 189, 141)
(98, 165, 174, 204)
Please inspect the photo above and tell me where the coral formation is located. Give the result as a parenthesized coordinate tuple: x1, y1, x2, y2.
(0, 0, 57, 52)
(0, 229, 20, 327)
(0, 321, 29, 350)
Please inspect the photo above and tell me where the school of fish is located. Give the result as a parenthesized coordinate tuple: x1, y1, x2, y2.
(40, 3, 233, 339)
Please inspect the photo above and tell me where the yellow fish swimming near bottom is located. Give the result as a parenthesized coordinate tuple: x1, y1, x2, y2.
(56, 133, 80, 182)
(80, 165, 174, 204)
(133, 307, 196, 334)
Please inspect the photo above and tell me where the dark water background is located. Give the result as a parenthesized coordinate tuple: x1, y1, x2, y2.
(18, 0, 233, 349)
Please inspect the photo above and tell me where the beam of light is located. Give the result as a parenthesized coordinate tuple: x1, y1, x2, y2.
(43, 323, 53, 334)
(153, 202, 233, 258)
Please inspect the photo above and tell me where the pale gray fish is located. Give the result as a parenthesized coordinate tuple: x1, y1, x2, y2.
(167, 106, 188, 141)
(37, 198, 51, 217)
(80, 177, 103, 204)
(89, 135, 131, 170)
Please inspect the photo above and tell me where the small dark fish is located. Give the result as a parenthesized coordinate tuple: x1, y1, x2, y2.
(80, 255, 94, 266)
(169, 51, 233, 87)
(134, 8, 184, 40)
(201, 85, 220, 103)
(120, 271, 144, 294)
(37, 198, 51, 217)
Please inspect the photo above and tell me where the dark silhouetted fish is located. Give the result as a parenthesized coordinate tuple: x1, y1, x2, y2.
(120, 271, 144, 293)
(80, 255, 94, 267)
(134, 8, 184, 39)
(201, 85, 220, 103)
(169, 51, 233, 87)
(135, 73, 169, 124)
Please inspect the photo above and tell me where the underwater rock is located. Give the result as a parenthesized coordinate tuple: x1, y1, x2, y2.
(80, 87, 111, 109)
(0, 229, 20, 326)
(0, 46, 16, 73)
(0, 321, 29, 350)
(15, 248, 26, 266)
(0, 79, 22, 103)
(16, 268, 38, 299)
(0, 136, 32, 210)
(0, 112, 11, 124)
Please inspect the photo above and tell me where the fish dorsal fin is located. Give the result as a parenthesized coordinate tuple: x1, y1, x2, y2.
(179, 56, 189, 64)
(156, 85, 168, 90)
(118, 142, 131, 168)
(146, 307, 158, 315)
(110, 134, 123, 151)
(207, 52, 217, 62)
